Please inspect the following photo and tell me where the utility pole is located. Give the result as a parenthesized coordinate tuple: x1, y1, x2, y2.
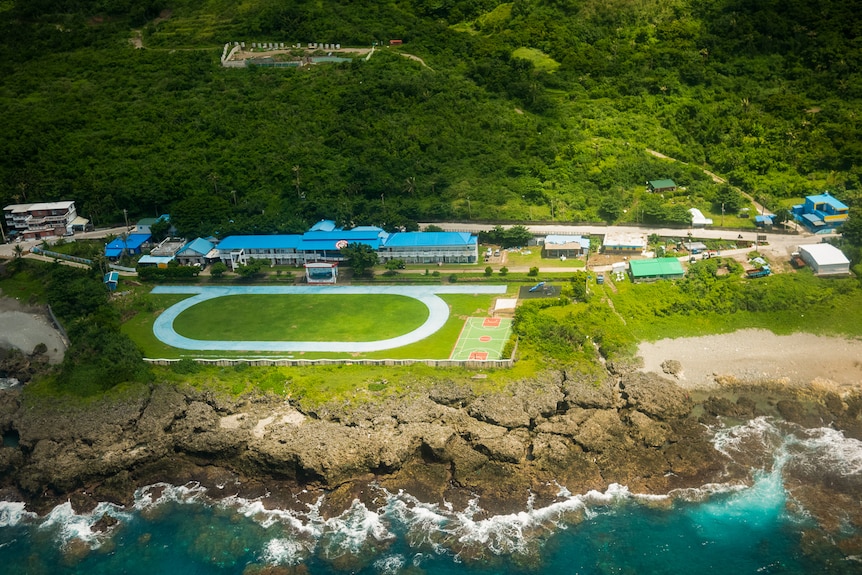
(293, 165, 301, 199)
(123, 208, 129, 230)
(467, 196, 471, 219)
(721, 202, 725, 227)
(231, 190, 238, 205)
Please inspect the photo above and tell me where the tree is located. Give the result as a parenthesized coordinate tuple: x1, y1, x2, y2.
(502, 225, 532, 248)
(712, 185, 745, 213)
(341, 242, 378, 277)
(841, 207, 862, 247)
(484, 266, 493, 277)
(235, 258, 265, 279)
(385, 258, 406, 271)
(210, 262, 228, 278)
(149, 219, 171, 242)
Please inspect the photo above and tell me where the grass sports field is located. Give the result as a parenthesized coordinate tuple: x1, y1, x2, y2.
(172, 294, 429, 341)
(124, 286, 515, 360)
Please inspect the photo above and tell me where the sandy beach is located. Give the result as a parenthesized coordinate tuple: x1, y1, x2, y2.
(637, 329, 862, 392)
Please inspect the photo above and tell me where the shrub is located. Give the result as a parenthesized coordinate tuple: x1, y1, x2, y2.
(448, 273, 458, 283)
(210, 262, 228, 278)
(528, 266, 539, 277)
(484, 266, 493, 277)
(499, 267, 509, 276)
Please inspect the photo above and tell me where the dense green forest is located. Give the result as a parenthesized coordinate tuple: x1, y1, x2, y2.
(1, 0, 860, 237)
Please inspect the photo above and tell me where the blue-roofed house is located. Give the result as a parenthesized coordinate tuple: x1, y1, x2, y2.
(542, 235, 590, 259)
(217, 235, 305, 269)
(379, 232, 478, 264)
(175, 237, 219, 266)
(104, 233, 151, 259)
(792, 192, 849, 233)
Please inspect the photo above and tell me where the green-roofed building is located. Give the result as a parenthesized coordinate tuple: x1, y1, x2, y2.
(629, 257, 685, 282)
(647, 179, 677, 193)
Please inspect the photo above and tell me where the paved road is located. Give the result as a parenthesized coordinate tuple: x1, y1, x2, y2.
(0, 226, 130, 260)
(420, 221, 834, 259)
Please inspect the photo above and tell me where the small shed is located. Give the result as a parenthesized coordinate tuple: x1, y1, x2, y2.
(103, 271, 119, 291)
(755, 215, 774, 227)
(798, 244, 851, 276)
(647, 179, 677, 193)
(629, 257, 685, 282)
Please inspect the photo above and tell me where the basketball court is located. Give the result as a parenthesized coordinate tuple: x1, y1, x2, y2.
(450, 317, 513, 360)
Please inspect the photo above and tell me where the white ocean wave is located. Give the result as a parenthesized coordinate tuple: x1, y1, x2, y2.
(38, 500, 129, 549)
(133, 481, 208, 510)
(374, 553, 406, 574)
(0, 500, 36, 527)
(261, 537, 306, 566)
(790, 426, 862, 476)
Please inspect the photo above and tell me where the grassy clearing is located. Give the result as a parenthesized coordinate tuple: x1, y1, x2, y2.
(606, 270, 862, 341)
(172, 294, 429, 341)
(504, 248, 587, 269)
(0, 267, 47, 304)
(151, 360, 520, 407)
(511, 47, 560, 72)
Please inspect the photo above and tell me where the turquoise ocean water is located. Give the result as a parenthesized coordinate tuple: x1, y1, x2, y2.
(2, 417, 860, 574)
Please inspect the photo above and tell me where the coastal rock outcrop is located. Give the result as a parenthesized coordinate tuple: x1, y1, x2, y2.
(0, 368, 776, 515)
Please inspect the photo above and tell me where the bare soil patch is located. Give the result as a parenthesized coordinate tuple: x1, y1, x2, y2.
(637, 329, 862, 392)
(0, 296, 66, 363)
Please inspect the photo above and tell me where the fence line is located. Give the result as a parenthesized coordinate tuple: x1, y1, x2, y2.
(45, 304, 70, 348)
(145, 357, 515, 369)
(30, 247, 93, 266)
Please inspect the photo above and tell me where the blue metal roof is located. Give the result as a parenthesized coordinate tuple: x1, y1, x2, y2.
(309, 219, 340, 232)
(217, 235, 304, 250)
(178, 237, 215, 256)
(807, 193, 848, 210)
(301, 238, 382, 251)
(105, 233, 150, 251)
(138, 255, 175, 265)
(383, 232, 475, 248)
(303, 229, 385, 241)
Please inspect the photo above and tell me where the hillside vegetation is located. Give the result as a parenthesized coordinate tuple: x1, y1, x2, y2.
(0, 0, 859, 236)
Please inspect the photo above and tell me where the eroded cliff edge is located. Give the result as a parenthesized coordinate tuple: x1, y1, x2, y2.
(0, 363, 859, 518)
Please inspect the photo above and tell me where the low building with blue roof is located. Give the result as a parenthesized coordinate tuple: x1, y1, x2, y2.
(792, 192, 849, 233)
(216, 225, 477, 269)
(176, 237, 219, 266)
(104, 233, 151, 259)
(379, 232, 477, 264)
(217, 235, 305, 269)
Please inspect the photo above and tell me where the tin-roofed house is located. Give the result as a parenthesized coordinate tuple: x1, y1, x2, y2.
(602, 232, 646, 254)
(104, 233, 151, 259)
(629, 257, 685, 282)
(175, 237, 219, 267)
(792, 193, 849, 233)
(647, 179, 677, 193)
(542, 235, 590, 259)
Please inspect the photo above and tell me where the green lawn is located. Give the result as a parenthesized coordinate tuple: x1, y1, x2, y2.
(172, 294, 429, 341)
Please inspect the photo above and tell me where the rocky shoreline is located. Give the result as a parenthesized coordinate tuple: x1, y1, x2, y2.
(1, 359, 860, 525)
